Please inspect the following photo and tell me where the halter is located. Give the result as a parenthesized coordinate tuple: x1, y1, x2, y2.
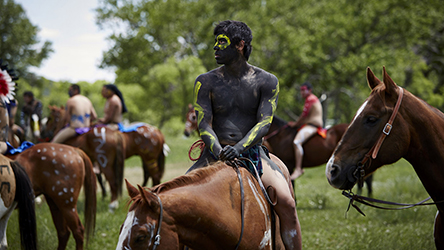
(151, 192, 163, 250)
(353, 87, 404, 183)
(345, 86, 444, 215)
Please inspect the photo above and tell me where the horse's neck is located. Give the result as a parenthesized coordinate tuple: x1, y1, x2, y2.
(402, 94, 444, 204)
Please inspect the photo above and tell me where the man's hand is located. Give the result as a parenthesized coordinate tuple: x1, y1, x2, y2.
(287, 121, 298, 128)
(219, 145, 240, 161)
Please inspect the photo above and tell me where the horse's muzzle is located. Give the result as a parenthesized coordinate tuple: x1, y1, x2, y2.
(326, 163, 357, 190)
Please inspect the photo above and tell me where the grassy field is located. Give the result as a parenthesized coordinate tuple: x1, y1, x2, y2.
(6, 133, 437, 249)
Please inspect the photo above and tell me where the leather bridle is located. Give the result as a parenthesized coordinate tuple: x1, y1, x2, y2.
(151, 192, 163, 250)
(353, 86, 404, 183)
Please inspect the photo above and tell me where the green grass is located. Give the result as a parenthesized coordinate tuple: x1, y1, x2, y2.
(5, 133, 437, 249)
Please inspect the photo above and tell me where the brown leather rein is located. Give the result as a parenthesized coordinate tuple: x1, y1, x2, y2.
(343, 87, 444, 216)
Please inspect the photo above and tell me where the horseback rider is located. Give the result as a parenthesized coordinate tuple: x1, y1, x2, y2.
(51, 84, 97, 143)
(20, 91, 43, 142)
(188, 20, 302, 250)
(97, 84, 128, 130)
(288, 81, 323, 180)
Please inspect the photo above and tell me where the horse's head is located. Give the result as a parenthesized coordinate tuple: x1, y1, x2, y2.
(40, 105, 65, 141)
(117, 180, 178, 250)
(326, 67, 408, 190)
(183, 104, 197, 137)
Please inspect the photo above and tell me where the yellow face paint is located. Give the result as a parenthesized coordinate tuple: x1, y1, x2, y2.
(214, 34, 231, 50)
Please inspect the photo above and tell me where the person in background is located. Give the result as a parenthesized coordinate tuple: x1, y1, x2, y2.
(20, 90, 43, 141)
(288, 81, 323, 180)
(97, 84, 127, 130)
(51, 84, 97, 143)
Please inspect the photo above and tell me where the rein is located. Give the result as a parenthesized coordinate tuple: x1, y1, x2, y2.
(347, 86, 444, 215)
(228, 157, 277, 250)
(151, 192, 163, 250)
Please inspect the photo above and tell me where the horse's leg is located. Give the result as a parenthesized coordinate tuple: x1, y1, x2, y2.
(435, 211, 444, 249)
(96, 173, 107, 199)
(141, 159, 150, 186)
(0, 203, 17, 249)
(61, 206, 85, 250)
(45, 196, 72, 250)
(365, 174, 373, 197)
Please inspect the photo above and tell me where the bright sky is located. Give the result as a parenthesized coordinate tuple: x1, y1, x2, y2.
(16, 0, 116, 83)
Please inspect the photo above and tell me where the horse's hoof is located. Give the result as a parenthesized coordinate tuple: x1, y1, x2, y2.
(109, 200, 119, 213)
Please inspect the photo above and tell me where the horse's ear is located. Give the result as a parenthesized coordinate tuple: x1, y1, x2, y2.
(137, 185, 158, 209)
(126, 179, 139, 199)
(366, 67, 382, 90)
(382, 66, 398, 95)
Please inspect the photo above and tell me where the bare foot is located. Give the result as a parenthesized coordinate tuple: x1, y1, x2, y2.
(290, 168, 304, 180)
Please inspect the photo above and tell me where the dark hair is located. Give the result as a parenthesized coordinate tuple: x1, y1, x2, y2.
(301, 81, 313, 90)
(104, 84, 128, 113)
(71, 84, 81, 93)
(214, 20, 253, 61)
(23, 91, 34, 98)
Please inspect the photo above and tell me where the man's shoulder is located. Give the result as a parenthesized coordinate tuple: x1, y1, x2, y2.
(195, 67, 222, 84)
(251, 66, 278, 82)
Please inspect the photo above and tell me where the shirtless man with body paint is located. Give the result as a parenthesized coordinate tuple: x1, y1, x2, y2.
(52, 84, 97, 143)
(188, 20, 302, 250)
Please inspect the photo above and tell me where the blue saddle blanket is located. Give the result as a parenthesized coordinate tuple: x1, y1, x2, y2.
(5, 141, 34, 155)
(118, 122, 145, 133)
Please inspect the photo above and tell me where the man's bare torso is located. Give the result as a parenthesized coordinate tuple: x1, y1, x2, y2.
(67, 95, 94, 128)
(202, 65, 273, 145)
(104, 95, 122, 124)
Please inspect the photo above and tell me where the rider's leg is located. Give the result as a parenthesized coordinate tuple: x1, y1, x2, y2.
(261, 154, 302, 250)
(291, 126, 317, 180)
(51, 127, 76, 144)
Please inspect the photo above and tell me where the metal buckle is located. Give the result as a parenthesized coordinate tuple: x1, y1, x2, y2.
(383, 123, 392, 135)
(154, 235, 161, 245)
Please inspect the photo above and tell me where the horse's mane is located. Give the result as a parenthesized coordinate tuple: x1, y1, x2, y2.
(272, 115, 288, 127)
(151, 162, 228, 194)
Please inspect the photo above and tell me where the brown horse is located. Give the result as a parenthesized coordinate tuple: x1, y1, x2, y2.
(7, 143, 96, 250)
(117, 159, 289, 250)
(42, 105, 125, 211)
(119, 123, 166, 187)
(0, 154, 37, 250)
(183, 105, 373, 195)
(325, 67, 444, 249)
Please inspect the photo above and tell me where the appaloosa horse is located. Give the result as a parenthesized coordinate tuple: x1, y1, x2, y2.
(117, 158, 289, 250)
(8, 143, 96, 250)
(42, 105, 125, 211)
(118, 123, 166, 187)
(183, 105, 373, 196)
(326, 67, 444, 249)
(0, 154, 36, 250)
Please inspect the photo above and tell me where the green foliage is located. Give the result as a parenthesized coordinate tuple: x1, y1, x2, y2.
(96, 0, 444, 124)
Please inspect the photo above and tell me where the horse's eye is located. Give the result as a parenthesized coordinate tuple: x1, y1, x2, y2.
(135, 235, 147, 243)
(191, 115, 196, 121)
(365, 116, 378, 125)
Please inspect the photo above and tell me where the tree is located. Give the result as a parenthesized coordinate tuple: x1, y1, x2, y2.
(0, 0, 53, 80)
(96, 0, 444, 124)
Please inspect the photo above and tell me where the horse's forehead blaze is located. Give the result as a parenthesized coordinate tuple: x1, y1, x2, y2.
(117, 210, 136, 248)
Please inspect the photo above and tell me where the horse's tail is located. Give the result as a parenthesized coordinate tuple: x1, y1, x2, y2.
(75, 148, 97, 247)
(11, 161, 37, 250)
(114, 132, 125, 197)
(157, 143, 168, 180)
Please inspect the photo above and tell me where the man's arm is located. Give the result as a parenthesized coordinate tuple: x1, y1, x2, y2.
(220, 74, 279, 160)
(99, 100, 118, 123)
(193, 76, 223, 158)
